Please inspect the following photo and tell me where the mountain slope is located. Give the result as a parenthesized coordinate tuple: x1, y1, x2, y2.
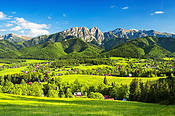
(103, 43, 145, 58)
(0, 33, 31, 42)
(0, 40, 22, 58)
(103, 37, 174, 58)
(61, 38, 103, 58)
(20, 41, 67, 59)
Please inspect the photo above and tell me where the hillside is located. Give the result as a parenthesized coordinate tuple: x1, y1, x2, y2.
(20, 41, 67, 59)
(103, 42, 145, 58)
(61, 38, 103, 58)
(103, 37, 174, 58)
(0, 40, 22, 58)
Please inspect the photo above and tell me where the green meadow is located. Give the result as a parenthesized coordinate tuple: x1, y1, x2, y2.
(0, 57, 174, 116)
(57, 75, 163, 86)
(0, 66, 28, 76)
(0, 93, 174, 116)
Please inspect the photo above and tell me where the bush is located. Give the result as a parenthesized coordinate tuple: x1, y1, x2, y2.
(88, 92, 104, 100)
(0, 85, 2, 93)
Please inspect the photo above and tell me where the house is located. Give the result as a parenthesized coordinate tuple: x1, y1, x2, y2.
(104, 95, 109, 99)
(128, 73, 132, 77)
(105, 98, 114, 100)
(74, 92, 82, 97)
(104, 95, 114, 100)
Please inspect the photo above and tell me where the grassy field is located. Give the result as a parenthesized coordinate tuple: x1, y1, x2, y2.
(0, 93, 174, 116)
(73, 65, 113, 70)
(0, 59, 49, 76)
(0, 66, 28, 76)
(24, 59, 50, 64)
(57, 75, 163, 85)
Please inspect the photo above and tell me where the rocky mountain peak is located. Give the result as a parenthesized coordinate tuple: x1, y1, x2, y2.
(62, 27, 104, 44)
(0, 33, 31, 42)
(109, 28, 175, 39)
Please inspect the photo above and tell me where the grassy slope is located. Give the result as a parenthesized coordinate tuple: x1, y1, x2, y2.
(0, 93, 174, 116)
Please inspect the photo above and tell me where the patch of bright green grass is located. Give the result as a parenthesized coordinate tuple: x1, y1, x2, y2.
(0, 63, 7, 66)
(57, 75, 163, 85)
(0, 93, 174, 116)
(25, 59, 49, 64)
(0, 66, 27, 76)
(73, 65, 113, 70)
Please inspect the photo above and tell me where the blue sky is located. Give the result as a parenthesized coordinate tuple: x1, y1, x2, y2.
(0, 0, 175, 37)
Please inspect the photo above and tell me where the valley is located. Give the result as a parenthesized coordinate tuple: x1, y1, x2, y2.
(0, 27, 175, 116)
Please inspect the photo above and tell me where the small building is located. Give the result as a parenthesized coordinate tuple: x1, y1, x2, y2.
(105, 98, 114, 100)
(104, 95, 114, 100)
(104, 95, 109, 99)
(74, 92, 82, 97)
(128, 73, 132, 77)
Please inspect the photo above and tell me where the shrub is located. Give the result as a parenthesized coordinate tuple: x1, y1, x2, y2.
(0, 85, 2, 93)
(88, 92, 104, 100)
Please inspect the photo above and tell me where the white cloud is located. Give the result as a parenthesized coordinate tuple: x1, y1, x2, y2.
(0, 11, 49, 37)
(48, 16, 52, 20)
(150, 11, 165, 15)
(122, 6, 128, 10)
(0, 11, 9, 20)
(0, 29, 7, 32)
(6, 23, 13, 27)
(10, 26, 21, 31)
(154, 11, 164, 14)
(11, 17, 49, 37)
(14, 17, 48, 30)
(63, 13, 66, 17)
(110, 5, 116, 9)
(20, 30, 25, 34)
(29, 29, 49, 37)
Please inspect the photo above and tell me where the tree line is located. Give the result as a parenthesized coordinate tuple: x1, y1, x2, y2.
(0, 73, 174, 104)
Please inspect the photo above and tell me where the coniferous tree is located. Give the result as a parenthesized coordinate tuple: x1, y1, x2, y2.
(65, 88, 74, 98)
(0, 76, 5, 86)
(129, 79, 141, 101)
(103, 76, 108, 85)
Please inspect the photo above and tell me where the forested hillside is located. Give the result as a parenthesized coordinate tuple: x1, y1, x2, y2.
(1, 30, 175, 59)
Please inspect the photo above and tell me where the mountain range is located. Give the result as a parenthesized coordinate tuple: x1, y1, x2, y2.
(0, 33, 31, 42)
(0, 27, 175, 59)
